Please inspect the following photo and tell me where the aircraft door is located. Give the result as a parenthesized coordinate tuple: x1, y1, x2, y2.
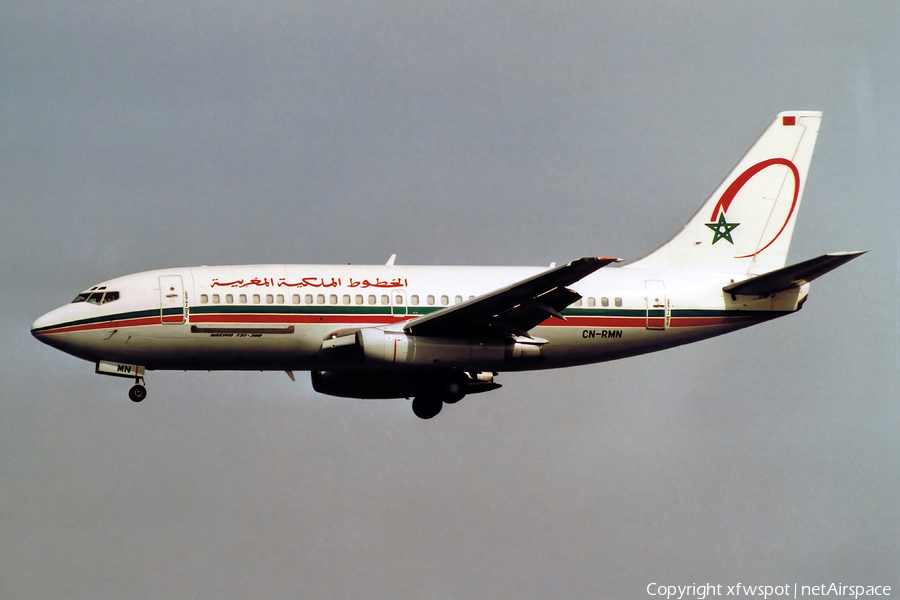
(645, 280, 667, 330)
(159, 275, 186, 324)
(391, 290, 407, 318)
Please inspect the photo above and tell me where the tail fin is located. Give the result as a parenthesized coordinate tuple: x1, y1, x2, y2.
(630, 111, 822, 276)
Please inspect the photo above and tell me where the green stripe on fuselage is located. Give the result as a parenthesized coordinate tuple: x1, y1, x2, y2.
(31, 308, 162, 333)
(34, 304, 788, 335)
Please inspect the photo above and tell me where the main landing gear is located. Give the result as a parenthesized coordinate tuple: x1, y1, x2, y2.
(411, 370, 469, 420)
(411, 395, 443, 419)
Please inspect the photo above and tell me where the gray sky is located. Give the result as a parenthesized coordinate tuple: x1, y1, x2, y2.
(2, 2, 898, 598)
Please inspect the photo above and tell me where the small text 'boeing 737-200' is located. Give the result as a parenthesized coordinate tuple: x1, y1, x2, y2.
(32, 112, 864, 418)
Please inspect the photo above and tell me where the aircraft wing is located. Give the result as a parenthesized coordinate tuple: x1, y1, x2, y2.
(724, 251, 866, 296)
(404, 256, 620, 338)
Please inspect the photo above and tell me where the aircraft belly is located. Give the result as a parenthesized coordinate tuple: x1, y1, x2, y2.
(524, 321, 749, 370)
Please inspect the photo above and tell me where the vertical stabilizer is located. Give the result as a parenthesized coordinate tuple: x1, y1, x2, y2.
(629, 111, 822, 275)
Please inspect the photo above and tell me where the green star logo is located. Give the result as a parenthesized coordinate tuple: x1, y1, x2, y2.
(705, 212, 740, 245)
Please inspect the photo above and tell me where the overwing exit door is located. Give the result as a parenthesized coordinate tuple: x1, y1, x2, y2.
(391, 290, 407, 318)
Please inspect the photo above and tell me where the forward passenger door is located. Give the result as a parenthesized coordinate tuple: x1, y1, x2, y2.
(159, 275, 185, 324)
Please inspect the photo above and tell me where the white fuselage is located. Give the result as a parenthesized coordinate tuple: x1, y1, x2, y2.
(31, 262, 807, 373)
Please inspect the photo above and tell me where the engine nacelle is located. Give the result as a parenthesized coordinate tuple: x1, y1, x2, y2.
(321, 327, 544, 368)
(311, 370, 418, 399)
(358, 328, 507, 367)
(311, 369, 501, 399)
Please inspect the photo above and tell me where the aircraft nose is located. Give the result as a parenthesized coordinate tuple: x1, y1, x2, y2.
(31, 305, 67, 338)
(32, 312, 51, 335)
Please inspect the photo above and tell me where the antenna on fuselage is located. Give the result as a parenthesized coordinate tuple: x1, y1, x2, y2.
(385, 254, 396, 266)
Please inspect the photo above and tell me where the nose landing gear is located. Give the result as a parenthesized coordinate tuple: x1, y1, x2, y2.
(95, 361, 148, 403)
(128, 381, 147, 403)
(128, 372, 147, 402)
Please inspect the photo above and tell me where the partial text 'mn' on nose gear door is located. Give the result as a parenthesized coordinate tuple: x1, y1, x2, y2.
(159, 275, 186, 324)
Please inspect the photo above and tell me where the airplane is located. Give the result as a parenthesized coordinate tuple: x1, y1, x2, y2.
(32, 111, 864, 419)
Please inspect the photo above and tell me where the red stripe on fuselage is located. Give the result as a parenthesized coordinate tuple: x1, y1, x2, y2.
(34, 309, 770, 337)
(538, 316, 646, 328)
(190, 314, 401, 325)
(536, 315, 759, 328)
(668, 315, 760, 327)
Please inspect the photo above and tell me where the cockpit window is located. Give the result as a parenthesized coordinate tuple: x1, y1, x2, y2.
(71, 291, 120, 305)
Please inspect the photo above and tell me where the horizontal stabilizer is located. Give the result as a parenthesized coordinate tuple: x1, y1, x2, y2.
(723, 251, 866, 296)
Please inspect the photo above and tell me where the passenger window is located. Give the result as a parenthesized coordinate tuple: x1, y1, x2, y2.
(253, 294, 261, 304)
(454, 295, 462, 304)
(342, 295, 351, 305)
(427, 295, 435, 305)
(200, 294, 209, 304)
(368, 295, 376, 305)
(615, 297, 623, 307)
(212, 294, 220, 304)
(355, 295, 363, 305)
(292, 294, 300, 305)
(226, 294, 234, 304)
(239, 294, 247, 304)
(265, 294, 273, 304)
(305, 294, 313, 304)
(329, 294, 337, 304)
(381, 295, 389, 305)
(394, 294, 402, 305)
(276, 294, 284, 304)
(468, 295, 475, 300)
(587, 297, 596, 307)
(601, 297, 609, 307)
(440, 295, 448, 305)
(410, 295, 419, 305)
(317, 294, 325, 304)
(573, 299, 582, 307)
(102, 291, 120, 304)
